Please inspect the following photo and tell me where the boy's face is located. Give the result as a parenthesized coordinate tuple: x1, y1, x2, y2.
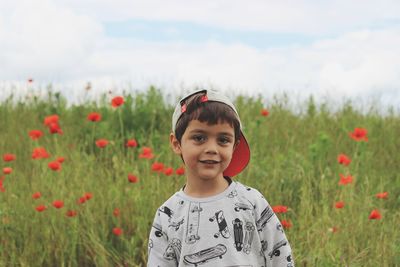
(170, 119, 237, 182)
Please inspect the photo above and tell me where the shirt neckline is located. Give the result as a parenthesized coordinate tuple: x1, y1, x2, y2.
(177, 179, 237, 203)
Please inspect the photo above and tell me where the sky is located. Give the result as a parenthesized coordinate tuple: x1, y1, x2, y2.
(1, 0, 400, 110)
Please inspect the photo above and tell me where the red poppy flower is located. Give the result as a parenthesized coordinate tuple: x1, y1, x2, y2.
(84, 192, 93, 200)
(337, 154, 351, 166)
(111, 96, 124, 107)
(52, 200, 64, 209)
(335, 201, 345, 209)
(151, 162, 164, 172)
(142, 147, 152, 154)
(32, 147, 50, 159)
(139, 147, 154, 159)
(56, 157, 65, 163)
(78, 196, 86, 204)
(48, 161, 61, 171)
(349, 127, 368, 142)
(96, 139, 109, 148)
(113, 208, 120, 217)
(35, 205, 47, 212)
(44, 115, 59, 126)
(376, 192, 388, 199)
(112, 227, 123, 236)
(338, 174, 353, 185)
(3, 167, 12, 175)
(125, 139, 138, 148)
(261, 108, 269, 117)
(66, 210, 78, 217)
(368, 209, 381, 220)
(128, 174, 138, 183)
(272, 205, 288, 213)
(164, 167, 174, 176)
(176, 167, 185, 175)
(29, 130, 44, 140)
(281, 220, 292, 229)
(87, 112, 102, 122)
(142, 147, 153, 154)
(43, 115, 62, 134)
(48, 122, 63, 135)
(32, 192, 41, 199)
(3, 154, 16, 162)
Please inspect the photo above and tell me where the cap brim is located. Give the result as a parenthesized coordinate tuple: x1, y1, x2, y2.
(223, 131, 250, 177)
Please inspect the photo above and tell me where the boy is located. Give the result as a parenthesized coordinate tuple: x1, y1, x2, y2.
(148, 89, 294, 266)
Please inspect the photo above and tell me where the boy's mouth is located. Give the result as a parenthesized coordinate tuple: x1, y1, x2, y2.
(199, 160, 220, 164)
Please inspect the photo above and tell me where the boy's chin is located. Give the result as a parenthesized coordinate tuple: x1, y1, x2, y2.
(196, 171, 225, 181)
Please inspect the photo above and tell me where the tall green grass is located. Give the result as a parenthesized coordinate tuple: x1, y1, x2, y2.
(0, 87, 399, 266)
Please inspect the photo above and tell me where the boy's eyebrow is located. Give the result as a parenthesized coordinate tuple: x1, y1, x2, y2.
(188, 129, 234, 137)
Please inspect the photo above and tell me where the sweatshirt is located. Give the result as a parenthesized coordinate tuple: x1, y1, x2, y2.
(148, 179, 294, 267)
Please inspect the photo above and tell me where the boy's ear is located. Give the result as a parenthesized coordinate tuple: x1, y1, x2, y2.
(170, 133, 182, 155)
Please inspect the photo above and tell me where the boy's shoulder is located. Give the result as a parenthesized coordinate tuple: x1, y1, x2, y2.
(233, 181, 270, 204)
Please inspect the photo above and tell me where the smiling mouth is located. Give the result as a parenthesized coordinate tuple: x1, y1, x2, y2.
(199, 160, 220, 164)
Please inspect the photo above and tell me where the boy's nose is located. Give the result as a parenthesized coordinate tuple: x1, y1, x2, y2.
(204, 141, 218, 154)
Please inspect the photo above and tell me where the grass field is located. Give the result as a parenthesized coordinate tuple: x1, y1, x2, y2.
(0, 87, 399, 266)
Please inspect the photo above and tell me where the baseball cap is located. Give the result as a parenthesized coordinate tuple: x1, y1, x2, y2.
(172, 89, 250, 177)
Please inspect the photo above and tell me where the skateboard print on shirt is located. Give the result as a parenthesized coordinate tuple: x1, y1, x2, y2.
(232, 218, 244, 251)
(243, 222, 255, 254)
(260, 239, 268, 255)
(234, 202, 254, 212)
(256, 206, 274, 232)
(268, 239, 288, 259)
(227, 189, 238, 198)
(152, 222, 169, 241)
(163, 238, 182, 263)
(209, 210, 230, 238)
(186, 202, 202, 244)
(183, 244, 227, 266)
(169, 217, 185, 231)
(158, 205, 174, 222)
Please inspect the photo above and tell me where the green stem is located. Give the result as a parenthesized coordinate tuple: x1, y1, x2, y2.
(91, 123, 95, 155)
(118, 109, 124, 140)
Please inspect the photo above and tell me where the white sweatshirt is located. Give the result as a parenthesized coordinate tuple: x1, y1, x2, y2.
(147, 179, 294, 267)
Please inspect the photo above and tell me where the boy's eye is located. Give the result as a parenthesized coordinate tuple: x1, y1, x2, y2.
(192, 135, 206, 142)
(218, 136, 232, 145)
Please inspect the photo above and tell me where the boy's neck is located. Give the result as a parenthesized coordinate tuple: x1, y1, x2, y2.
(183, 176, 231, 198)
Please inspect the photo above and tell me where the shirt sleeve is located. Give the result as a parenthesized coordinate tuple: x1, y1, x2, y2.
(147, 211, 178, 267)
(253, 194, 294, 267)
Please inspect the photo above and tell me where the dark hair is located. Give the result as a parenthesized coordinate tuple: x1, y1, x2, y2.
(174, 93, 241, 143)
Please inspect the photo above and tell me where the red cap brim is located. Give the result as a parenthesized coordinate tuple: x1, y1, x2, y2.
(223, 132, 250, 177)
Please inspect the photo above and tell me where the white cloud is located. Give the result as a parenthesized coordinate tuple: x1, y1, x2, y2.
(81, 27, 400, 106)
(1, 0, 399, 110)
(57, 0, 400, 34)
(0, 0, 102, 80)
(10, 26, 397, 107)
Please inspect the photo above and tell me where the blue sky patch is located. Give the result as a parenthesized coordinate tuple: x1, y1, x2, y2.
(104, 19, 317, 49)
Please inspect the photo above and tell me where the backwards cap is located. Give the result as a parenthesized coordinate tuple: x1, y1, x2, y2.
(172, 89, 250, 177)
